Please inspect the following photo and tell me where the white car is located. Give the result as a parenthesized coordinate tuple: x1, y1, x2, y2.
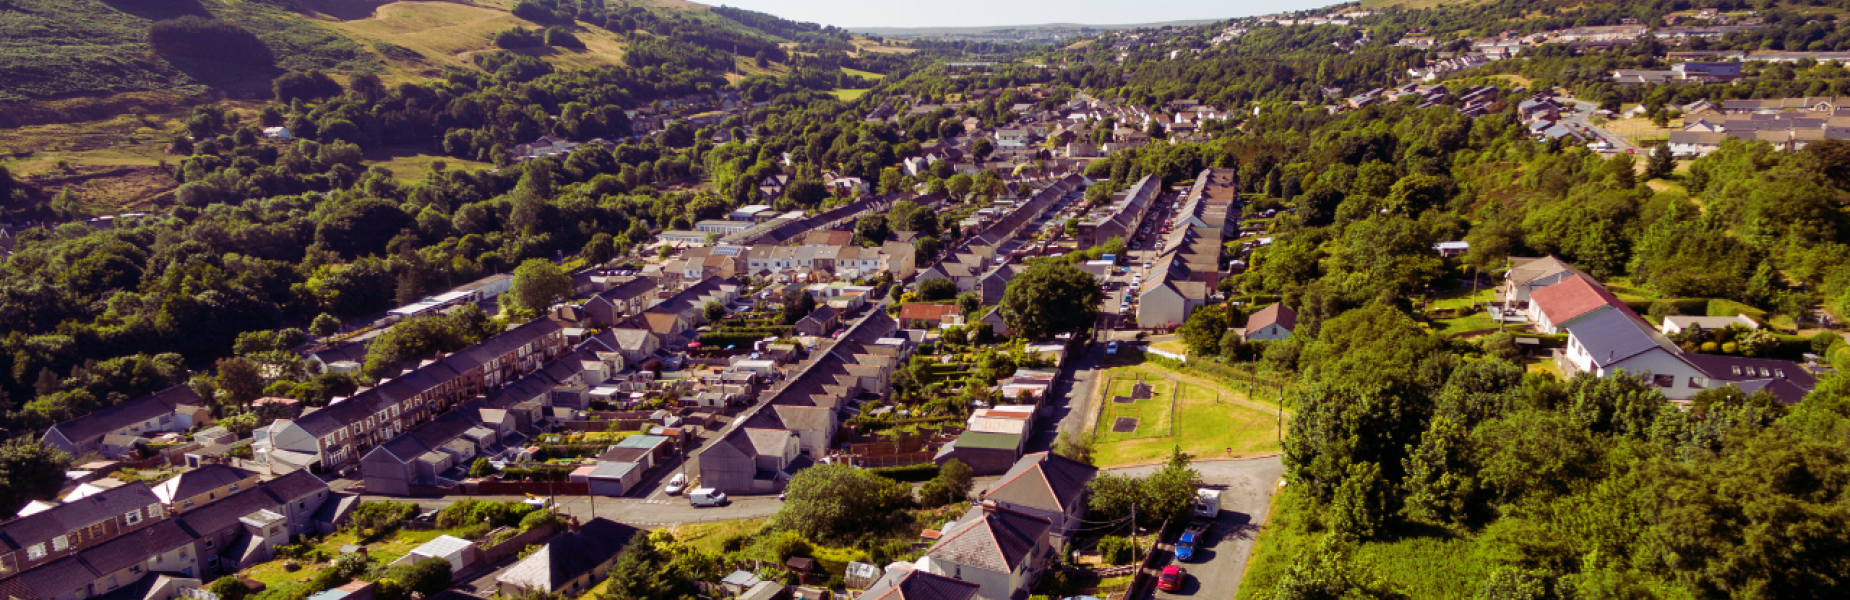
(1107, 341, 1120, 355)
(664, 473, 688, 495)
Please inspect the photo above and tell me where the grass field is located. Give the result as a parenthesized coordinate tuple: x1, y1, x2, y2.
(365, 146, 496, 181)
(672, 517, 767, 555)
(1095, 375, 1176, 443)
(313, 1, 632, 80)
(1092, 362, 1283, 467)
(830, 89, 871, 101)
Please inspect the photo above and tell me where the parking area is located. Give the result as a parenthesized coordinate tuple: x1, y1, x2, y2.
(1114, 457, 1286, 600)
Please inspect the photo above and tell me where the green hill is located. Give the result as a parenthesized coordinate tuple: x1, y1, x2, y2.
(0, 0, 376, 105)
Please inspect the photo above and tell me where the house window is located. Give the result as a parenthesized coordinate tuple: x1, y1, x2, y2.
(26, 544, 45, 560)
(229, 483, 239, 492)
(183, 500, 194, 510)
(205, 539, 215, 550)
(1689, 377, 1706, 388)
(1731, 366, 1742, 375)
(51, 536, 67, 551)
(1652, 374, 1674, 388)
(124, 509, 142, 525)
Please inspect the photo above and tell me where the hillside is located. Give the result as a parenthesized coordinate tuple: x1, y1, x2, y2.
(0, 0, 377, 108)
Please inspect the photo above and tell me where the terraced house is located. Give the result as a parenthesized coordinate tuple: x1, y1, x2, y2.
(255, 319, 569, 473)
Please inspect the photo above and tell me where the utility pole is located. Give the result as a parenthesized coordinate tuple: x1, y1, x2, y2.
(1130, 502, 1138, 562)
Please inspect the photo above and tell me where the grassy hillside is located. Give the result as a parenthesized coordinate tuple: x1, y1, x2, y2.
(0, 0, 376, 105)
(312, 0, 631, 79)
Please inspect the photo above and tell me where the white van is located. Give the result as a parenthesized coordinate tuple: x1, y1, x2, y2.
(689, 488, 729, 507)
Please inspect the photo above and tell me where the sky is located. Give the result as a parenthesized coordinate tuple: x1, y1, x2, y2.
(689, 0, 1350, 30)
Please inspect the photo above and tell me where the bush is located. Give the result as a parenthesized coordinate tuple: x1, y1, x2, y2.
(870, 463, 940, 482)
(1098, 535, 1134, 564)
(350, 501, 419, 534)
(769, 530, 815, 561)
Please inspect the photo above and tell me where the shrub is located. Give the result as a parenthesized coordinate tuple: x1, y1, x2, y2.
(1098, 535, 1134, 564)
(870, 463, 939, 482)
(769, 530, 815, 561)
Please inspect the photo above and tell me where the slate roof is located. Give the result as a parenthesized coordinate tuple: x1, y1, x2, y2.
(45, 386, 201, 447)
(924, 505, 1052, 573)
(1678, 354, 1819, 404)
(1505, 256, 1589, 287)
(262, 469, 331, 502)
(771, 405, 833, 431)
(1565, 309, 1672, 369)
(151, 465, 258, 505)
(1246, 303, 1297, 333)
(861, 567, 981, 600)
(76, 519, 190, 575)
(0, 482, 160, 552)
(744, 429, 792, 456)
(497, 518, 637, 592)
(983, 452, 1098, 515)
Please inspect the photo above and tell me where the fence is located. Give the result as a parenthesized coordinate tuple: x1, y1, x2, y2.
(1123, 519, 1172, 600)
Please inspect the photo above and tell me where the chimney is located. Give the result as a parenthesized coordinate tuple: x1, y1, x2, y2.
(980, 499, 998, 512)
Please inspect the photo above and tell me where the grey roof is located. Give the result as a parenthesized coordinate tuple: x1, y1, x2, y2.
(587, 462, 640, 480)
(151, 465, 258, 505)
(744, 429, 792, 456)
(176, 487, 284, 537)
(77, 519, 191, 575)
(0, 482, 160, 552)
(984, 452, 1098, 515)
(1565, 309, 1670, 369)
(861, 567, 981, 600)
(45, 386, 201, 447)
(1, 555, 96, 598)
(497, 518, 637, 591)
(924, 505, 1051, 573)
(294, 320, 562, 437)
(262, 470, 331, 502)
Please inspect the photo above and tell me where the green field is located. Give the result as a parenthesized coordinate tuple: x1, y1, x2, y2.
(830, 88, 871, 101)
(1092, 362, 1284, 467)
(1095, 374, 1177, 443)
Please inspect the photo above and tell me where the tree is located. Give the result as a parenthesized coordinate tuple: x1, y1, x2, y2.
(206, 577, 251, 600)
(585, 233, 615, 265)
(780, 286, 817, 325)
(1178, 308, 1228, 356)
(854, 214, 890, 246)
(972, 138, 995, 161)
(1142, 448, 1204, 526)
(1086, 473, 1145, 525)
(1000, 262, 1102, 340)
(310, 313, 341, 337)
(947, 173, 975, 200)
(469, 457, 497, 478)
(215, 357, 264, 405)
(0, 439, 70, 517)
(769, 464, 911, 542)
(703, 301, 725, 323)
(396, 557, 452, 597)
(1646, 143, 1675, 180)
(1327, 461, 1392, 540)
(1055, 430, 1094, 464)
(918, 278, 958, 301)
(920, 459, 975, 507)
(509, 259, 571, 315)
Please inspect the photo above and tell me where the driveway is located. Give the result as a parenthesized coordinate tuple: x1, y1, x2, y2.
(1559, 98, 1637, 153)
(1124, 456, 1288, 600)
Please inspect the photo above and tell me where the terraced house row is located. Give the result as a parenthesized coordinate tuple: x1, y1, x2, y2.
(254, 319, 571, 473)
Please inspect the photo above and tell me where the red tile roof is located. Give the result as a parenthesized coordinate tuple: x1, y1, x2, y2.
(897, 303, 961, 322)
(1530, 275, 1633, 326)
(1246, 303, 1297, 332)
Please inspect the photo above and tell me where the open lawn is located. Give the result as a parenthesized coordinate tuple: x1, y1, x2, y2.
(1433, 312, 1500, 337)
(830, 89, 871, 101)
(842, 67, 885, 80)
(365, 146, 495, 180)
(1095, 374, 1176, 443)
(673, 517, 767, 555)
(1092, 362, 1282, 467)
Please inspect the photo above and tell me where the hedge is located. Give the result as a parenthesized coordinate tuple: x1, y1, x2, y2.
(871, 463, 940, 482)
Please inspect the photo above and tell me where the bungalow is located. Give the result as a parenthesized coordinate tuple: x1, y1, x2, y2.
(1242, 304, 1298, 341)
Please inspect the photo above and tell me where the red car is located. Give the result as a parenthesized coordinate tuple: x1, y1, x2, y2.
(1158, 565, 1186, 592)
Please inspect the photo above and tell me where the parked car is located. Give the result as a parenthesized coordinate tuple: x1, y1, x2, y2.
(664, 473, 688, 495)
(689, 487, 729, 507)
(1159, 566, 1187, 592)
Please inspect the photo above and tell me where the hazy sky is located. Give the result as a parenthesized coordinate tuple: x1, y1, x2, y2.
(690, 0, 1349, 29)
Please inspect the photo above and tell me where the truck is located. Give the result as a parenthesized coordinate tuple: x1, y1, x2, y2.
(1175, 520, 1211, 562)
(1195, 488, 1221, 518)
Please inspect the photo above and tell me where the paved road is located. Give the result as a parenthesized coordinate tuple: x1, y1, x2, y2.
(1129, 457, 1288, 600)
(1560, 98, 1637, 154)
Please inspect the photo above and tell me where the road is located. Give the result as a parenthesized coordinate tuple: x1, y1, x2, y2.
(1559, 98, 1638, 154)
(1131, 457, 1287, 600)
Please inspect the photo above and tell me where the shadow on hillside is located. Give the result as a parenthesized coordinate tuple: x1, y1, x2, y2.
(100, 0, 209, 20)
